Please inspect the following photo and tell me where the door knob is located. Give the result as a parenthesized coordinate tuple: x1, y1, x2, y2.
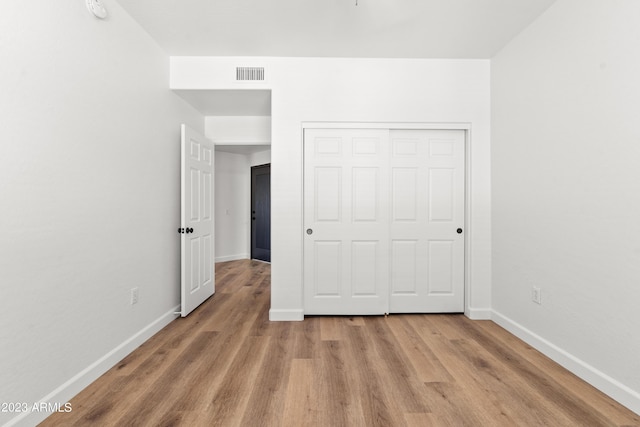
(186, 227, 194, 234)
(457, 228, 463, 234)
(306, 228, 313, 235)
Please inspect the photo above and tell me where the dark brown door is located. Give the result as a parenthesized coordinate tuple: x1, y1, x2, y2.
(251, 164, 271, 262)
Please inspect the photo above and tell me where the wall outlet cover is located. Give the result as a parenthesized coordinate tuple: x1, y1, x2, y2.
(532, 286, 542, 305)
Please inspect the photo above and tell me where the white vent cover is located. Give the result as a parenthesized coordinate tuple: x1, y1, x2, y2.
(235, 67, 265, 82)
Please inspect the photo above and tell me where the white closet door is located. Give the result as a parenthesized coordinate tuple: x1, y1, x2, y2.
(389, 130, 465, 312)
(303, 129, 390, 315)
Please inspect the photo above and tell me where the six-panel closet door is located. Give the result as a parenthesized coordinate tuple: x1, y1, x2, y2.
(303, 129, 390, 315)
(303, 127, 465, 315)
(388, 129, 465, 313)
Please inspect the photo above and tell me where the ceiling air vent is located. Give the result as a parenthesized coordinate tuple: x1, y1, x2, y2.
(235, 67, 265, 82)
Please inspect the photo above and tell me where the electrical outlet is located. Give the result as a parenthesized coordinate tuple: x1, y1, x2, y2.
(532, 286, 541, 305)
(131, 287, 139, 305)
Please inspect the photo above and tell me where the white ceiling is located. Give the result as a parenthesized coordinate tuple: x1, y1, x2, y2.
(115, 0, 556, 59)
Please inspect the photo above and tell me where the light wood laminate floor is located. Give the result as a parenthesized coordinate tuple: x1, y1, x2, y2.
(41, 260, 639, 426)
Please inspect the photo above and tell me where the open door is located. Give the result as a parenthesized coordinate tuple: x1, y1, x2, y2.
(180, 124, 215, 317)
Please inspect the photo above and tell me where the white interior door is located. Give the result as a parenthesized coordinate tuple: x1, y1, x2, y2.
(181, 124, 215, 317)
(303, 129, 390, 315)
(389, 130, 465, 312)
(303, 127, 465, 315)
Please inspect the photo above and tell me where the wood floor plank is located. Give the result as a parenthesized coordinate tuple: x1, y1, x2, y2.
(246, 300, 273, 337)
(363, 316, 431, 414)
(153, 410, 201, 427)
(282, 358, 317, 427)
(345, 316, 366, 327)
(203, 335, 271, 427)
(385, 315, 454, 383)
(317, 339, 364, 426)
(423, 381, 489, 426)
(404, 412, 437, 427)
(342, 319, 405, 426)
(239, 323, 294, 426)
(292, 316, 320, 359)
(319, 316, 343, 341)
(39, 260, 640, 427)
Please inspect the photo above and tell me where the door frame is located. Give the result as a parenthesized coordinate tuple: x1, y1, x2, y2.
(301, 122, 473, 317)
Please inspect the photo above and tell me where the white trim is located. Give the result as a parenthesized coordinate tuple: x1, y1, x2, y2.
(213, 140, 271, 146)
(215, 253, 249, 263)
(465, 307, 492, 320)
(492, 310, 640, 416)
(269, 308, 304, 321)
(463, 126, 473, 319)
(5, 307, 180, 427)
(300, 122, 473, 318)
(301, 121, 472, 131)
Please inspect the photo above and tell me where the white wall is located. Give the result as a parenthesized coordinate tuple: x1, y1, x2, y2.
(491, 0, 640, 413)
(214, 151, 250, 262)
(205, 116, 271, 144)
(0, 2, 203, 425)
(250, 149, 271, 167)
(171, 57, 492, 321)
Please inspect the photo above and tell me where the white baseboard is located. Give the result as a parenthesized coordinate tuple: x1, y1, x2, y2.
(465, 307, 492, 320)
(269, 308, 304, 321)
(491, 310, 640, 416)
(215, 253, 249, 263)
(5, 306, 180, 427)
